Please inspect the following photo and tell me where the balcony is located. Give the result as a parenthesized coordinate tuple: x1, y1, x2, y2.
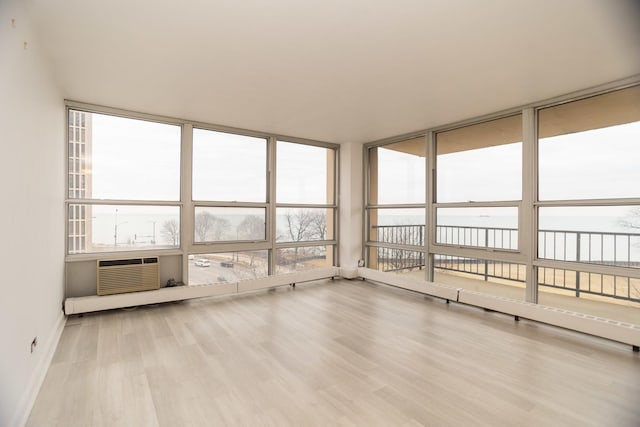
(371, 224, 640, 324)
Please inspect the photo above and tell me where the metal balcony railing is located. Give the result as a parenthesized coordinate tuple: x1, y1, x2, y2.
(371, 224, 640, 303)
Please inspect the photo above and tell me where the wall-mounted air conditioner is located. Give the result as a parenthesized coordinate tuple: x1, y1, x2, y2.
(97, 257, 159, 296)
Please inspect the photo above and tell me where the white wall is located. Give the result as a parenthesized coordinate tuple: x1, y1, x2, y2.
(0, 2, 65, 426)
(339, 142, 363, 276)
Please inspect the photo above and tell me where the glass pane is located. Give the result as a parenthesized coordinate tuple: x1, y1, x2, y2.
(368, 247, 425, 274)
(436, 207, 518, 250)
(193, 129, 267, 202)
(67, 110, 181, 201)
(368, 137, 425, 205)
(275, 208, 334, 243)
(538, 268, 640, 324)
(67, 204, 180, 254)
(434, 254, 525, 300)
(275, 245, 333, 273)
(538, 206, 640, 268)
(539, 86, 640, 201)
(277, 141, 335, 204)
(194, 207, 266, 242)
(188, 251, 268, 285)
(437, 115, 522, 203)
(367, 208, 425, 246)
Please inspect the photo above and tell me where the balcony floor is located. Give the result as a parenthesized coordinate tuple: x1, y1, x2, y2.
(398, 269, 640, 326)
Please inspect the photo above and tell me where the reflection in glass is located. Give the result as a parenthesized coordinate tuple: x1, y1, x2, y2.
(277, 141, 335, 204)
(193, 129, 267, 202)
(68, 204, 180, 254)
(194, 207, 265, 242)
(538, 86, 640, 201)
(436, 207, 518, 249)
(188, 251, 268, 286)
(276, 208, 333, 243)
(275, 246, 332, 274)
(436, 115, 522, 203)
(368, 137, 425, 205)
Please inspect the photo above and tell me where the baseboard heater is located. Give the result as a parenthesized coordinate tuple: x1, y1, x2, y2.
(65, 266, 339, 315)
(357, 267, 640, 348)
(97, 257, 160, 295)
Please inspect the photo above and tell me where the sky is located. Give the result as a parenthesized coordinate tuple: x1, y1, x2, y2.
(85, 113, 332, 246)
(80, 112, 640, 246)
(90, 114, 331, 204)
(374, 120, 640, 223)
(91, 114, 181, 200)
(90, 112, 640, 209)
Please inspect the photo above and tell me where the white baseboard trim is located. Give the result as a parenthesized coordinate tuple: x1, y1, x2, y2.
(65, 267, 340, 315)
(458, 290, 640, 347)
(358, 267, 459, 301)
(357, 267, 640, 348)
(63, 265, 639, 348)
(10, 310, 66, 427)
(238, 267, 339, 293)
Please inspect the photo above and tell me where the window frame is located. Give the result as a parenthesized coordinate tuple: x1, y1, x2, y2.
(273, 140, 339, 274)
(534, 85, 640, 283)
(433, 113, 523, 255)
(64, 104, 184, 259)
(364, 136, 428, 272)
(362, 80, 640, 306)
(65, 101, 340, 285)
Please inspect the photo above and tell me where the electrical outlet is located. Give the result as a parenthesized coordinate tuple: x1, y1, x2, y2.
(30, 337, 37, 353)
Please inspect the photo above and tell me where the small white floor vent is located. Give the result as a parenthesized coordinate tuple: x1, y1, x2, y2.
(97, 257, 159, 296)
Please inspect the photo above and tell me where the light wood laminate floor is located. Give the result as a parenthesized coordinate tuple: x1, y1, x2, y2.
(27, 279, 640, 427)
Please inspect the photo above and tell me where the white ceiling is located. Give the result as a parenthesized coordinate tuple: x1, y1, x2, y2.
(24, 0, 640, 144)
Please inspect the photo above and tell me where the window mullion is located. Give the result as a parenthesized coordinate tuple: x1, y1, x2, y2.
(181, 123, 194, 284)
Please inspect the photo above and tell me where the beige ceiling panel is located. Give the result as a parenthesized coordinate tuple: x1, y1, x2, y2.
(436, 115, 522, 155)
(379, 136, 426, 157)
(539, 85, 640, 139)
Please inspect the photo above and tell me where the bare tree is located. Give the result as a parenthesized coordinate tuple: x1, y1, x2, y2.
(373, 221, 425, 272)
(282, 209, 315, 242)
(237, 215, 265, 240)
(277, 209, 329, 270)
(161, 219, 179, 246)
(211, 217, 229, 241)
(195, 211, 230, 241)
(236, 215, 266, 268)
(309, 211, 327, 240)
(195, 211, 214, 241)
(619, 207, 640, 231)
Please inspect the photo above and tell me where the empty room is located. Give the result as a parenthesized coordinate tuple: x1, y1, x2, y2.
(1, 1, 640, 426)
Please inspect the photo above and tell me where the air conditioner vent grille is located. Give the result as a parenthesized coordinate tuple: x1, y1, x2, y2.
(97, 257, 159, 295)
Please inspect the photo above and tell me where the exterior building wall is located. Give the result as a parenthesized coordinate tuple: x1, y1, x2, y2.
(67, 110, 91, 253)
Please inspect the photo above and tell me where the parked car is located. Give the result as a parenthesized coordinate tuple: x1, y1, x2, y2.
(220, 261, 234, 268)
(195, 259, 210, 267)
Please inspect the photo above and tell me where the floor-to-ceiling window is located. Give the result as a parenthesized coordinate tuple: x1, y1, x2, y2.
(434, 115, 525, 299)
(65, 110, 182, 255)
(275, 141, 337, 274)
(363, 82, 640, 324)
(189, 128, 269, 285)
(365, 137, 426, 275)
(536, 85, 640, 321)
(65, 104, 339, 291)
